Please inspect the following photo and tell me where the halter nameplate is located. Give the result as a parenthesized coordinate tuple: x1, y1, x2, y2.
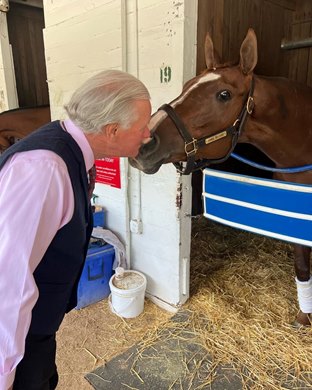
(205, 131, 227, 145)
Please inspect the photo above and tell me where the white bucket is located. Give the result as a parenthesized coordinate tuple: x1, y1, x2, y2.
(109, 269, 147, 318)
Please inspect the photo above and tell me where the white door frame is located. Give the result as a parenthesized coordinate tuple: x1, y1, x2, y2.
(0, 10, 18, 111)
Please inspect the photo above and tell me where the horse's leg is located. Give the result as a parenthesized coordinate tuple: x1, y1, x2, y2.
(293, 244, 312, 326)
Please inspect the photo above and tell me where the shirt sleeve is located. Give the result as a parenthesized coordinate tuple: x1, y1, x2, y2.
(0, 150, 74, 390)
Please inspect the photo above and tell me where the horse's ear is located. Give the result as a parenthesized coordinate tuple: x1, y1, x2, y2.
(205, 33, 220, 70)
(239, 28, 258, 75)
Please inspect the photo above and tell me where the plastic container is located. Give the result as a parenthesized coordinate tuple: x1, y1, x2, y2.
(109, 268, 147, 318)
(76, 243, 115, 309)
(93, 208, 106, 227)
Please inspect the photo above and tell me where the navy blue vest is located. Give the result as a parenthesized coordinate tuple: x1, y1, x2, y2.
(0, 121, 93, 334)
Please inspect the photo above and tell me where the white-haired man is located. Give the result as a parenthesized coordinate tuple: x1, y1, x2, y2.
(0, 70, 151, 390)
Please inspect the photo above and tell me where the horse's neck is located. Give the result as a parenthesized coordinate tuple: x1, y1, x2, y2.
(0, 107, 50, 132)
(241, 75, 312, 166)
(0, 110, 27, 130)
(0, 114, 13, 130)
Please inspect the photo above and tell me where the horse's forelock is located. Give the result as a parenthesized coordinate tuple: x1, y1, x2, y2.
(214, 61, 237, 69)
(172, 72, 221, 108)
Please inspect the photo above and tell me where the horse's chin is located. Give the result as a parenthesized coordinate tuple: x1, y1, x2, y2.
(129, 157, 163, 174)
(142, 165, 162, 174)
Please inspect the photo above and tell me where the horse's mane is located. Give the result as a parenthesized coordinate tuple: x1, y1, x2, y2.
(215, 60, 237, 69)
(0, 104, 50, 115)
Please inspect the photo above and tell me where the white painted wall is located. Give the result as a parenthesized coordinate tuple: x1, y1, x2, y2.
(42, 0, 198, 311)
(43, 0, 123, 118)
(0, 12, 18, 111)
(128, 1, 198, 309)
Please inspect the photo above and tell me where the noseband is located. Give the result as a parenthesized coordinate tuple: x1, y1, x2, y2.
(158, 77, 255, 175)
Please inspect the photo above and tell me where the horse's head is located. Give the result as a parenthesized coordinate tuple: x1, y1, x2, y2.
(129, 28, 258, 174)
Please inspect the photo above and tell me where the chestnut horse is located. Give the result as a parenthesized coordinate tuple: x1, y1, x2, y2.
(130, 29, 312, 326)
(0, 105, 51, 151)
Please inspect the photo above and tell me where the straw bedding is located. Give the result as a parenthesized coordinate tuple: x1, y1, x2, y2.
(183, 216, 312, 389)
(128, 216, 312, 389)
(57, 216, 312, 389)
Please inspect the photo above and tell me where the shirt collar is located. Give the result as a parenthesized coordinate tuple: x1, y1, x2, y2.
(62, 119, 95, 171)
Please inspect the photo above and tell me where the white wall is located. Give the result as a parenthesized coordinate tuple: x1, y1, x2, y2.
(0, 12, 18, 111)
(43, 0, 123, 118)
(43, 0, 198, 311)
(128, 1, 197, 308)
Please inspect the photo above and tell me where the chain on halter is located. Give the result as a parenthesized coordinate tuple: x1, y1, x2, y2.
(157, 77, 255, 175)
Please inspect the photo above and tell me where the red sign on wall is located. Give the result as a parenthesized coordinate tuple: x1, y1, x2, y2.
(95, 157, 121, 189)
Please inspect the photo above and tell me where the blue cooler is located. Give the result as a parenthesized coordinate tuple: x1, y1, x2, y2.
(76, 238, 115, 309)
(93, 209, 106, 227)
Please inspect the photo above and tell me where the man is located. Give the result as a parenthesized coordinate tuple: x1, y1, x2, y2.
(0, 70, 151, 390)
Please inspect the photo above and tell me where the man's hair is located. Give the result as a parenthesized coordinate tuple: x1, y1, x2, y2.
(64, 70, 150, 134)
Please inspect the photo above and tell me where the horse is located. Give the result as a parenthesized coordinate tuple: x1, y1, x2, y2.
(130, 28, 312, 327)
(0, 105, 51, 151)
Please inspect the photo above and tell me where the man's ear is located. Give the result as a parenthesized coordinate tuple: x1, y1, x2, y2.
(103, 123, 118, 138)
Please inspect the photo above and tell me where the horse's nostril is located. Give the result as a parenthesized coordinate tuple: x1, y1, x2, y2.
(149, 134, 160, 150)
(139, 133, 160, 157)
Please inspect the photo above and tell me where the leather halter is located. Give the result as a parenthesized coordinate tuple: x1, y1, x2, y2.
(158, 77, 255, 175)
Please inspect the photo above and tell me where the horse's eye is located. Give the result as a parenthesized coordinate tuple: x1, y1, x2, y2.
(217, 90, 231, 102)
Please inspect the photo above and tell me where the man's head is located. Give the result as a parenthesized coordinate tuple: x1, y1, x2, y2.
(64, 70, 152, 158)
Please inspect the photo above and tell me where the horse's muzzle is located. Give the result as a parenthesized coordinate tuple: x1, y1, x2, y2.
(138, 133, 160, 158)
(129, 134, 163, 173)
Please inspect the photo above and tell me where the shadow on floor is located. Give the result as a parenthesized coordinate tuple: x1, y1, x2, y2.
(85, 310, 242, 390)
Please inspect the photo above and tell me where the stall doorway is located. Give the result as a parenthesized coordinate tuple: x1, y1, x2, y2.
(7, 0, 49, 107)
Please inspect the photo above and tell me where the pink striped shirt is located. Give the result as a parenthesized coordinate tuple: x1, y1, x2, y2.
(0, 120, 94, 389)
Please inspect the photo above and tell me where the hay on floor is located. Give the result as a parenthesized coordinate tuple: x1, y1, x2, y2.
(58, 216, 312, 390)
(126, 217, 312, 389)
(184, 217, 312, 389)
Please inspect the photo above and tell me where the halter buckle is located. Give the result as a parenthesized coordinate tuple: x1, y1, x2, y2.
(246, 96, 254, 114)
(185, 139, 198, 156)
